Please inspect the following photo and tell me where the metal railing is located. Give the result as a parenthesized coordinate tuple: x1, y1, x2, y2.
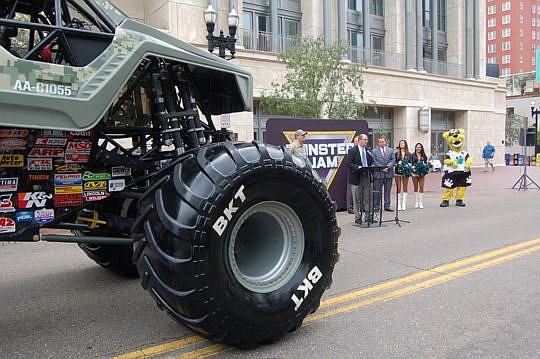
(423, 58, 466, 78)
(347, 46, 406, 71)
(238, 28, 299, 53)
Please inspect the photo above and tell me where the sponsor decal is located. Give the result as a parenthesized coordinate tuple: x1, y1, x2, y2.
(41, 130, 65, 137)
(34, 208, 54, 224)
(54, 186, 83, 195)
(0, 193, 15, 213)
(35, 137, 67, 146)
(0, 138, 26, 150)
(0, 154, 24, 167)
(82, 171, 111, 181)
(111, 166, 132, 177)
(29, 148, 64, 158)
(108, 179, 125, 192)
(54, 193, 83, 207)
(54, 173, 82, 186)
(0, 129, 28, 138)
(54, 163, 82, 173)
(212, 185, 246, 236)
(18, 192, 53, 209)
(28, 173, 50, 181)
(66, 141, 92, 154)
(65, 153, 90, 163)
(0, 178, 18, 192)
(83, 180, 107, 191)
(291, 266, 323, 311)
(27, 158, 53, 171)
(83, 190, 109, 202)
(69, 131, 92, 137)
(15, 211, 34, 223)
(0, 217, 16, 233)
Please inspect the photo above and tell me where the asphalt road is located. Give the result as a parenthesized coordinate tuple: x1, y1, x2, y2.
(0, 167, 539, 358)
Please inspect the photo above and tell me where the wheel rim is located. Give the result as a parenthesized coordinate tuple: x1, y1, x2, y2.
(228, 201, 305, 293)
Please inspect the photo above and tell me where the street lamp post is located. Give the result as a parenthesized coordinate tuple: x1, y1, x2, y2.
(204, 5, 239, 59)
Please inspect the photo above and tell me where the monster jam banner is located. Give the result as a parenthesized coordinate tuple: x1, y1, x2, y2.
(266, 118, 369, 210)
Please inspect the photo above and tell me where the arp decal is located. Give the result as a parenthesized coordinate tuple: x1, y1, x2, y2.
(18, 192, 53, 209)
(0, 217, 16, 233)
(291, 266, 323, 311)
(54, 173, 82, 186)
(0, 129, 28, 138)
(15, 211, 34, 223)
(0, 138, 26, 150)
(35, 137, 68, 146)
(0, 154, 24, 167)
(0, 178, 18, 192)
(28, 148, 64, 158)
(34, 208, 54, 224)
(54, 194, 83, 207)
(108, 179, 125, 192)
(83, 181, 107, 191)
(27, 158, 53, 171)
(0, 194, 15, 213)
(212, 185, 246, 236)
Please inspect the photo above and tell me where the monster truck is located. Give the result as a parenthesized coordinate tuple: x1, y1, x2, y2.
(0, 0, 339, 344)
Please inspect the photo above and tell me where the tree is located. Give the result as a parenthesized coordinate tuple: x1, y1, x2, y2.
(260, 37, 366, 119)
(506, 113, 524, 147)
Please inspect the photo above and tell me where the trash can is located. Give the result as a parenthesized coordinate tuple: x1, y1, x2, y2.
(505, 153, 510, 166)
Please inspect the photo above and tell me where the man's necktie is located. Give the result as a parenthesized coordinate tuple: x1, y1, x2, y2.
(361, 148, 367, 166)
(382, 147, 386, 157)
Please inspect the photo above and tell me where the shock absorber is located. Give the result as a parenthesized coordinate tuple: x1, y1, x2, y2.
(157, 62, 185, 155)
(151, 73, 173, 147)
(176, 70, 206, 147)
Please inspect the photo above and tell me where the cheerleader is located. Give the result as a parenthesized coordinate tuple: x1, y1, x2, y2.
(411, 142, 429, 209)
(395, 139, 412, 210)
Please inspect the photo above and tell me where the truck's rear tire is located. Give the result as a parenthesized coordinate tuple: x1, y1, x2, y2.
(133, 142, 339, 344)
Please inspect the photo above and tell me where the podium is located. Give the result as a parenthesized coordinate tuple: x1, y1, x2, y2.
(354, 166, 387, 228)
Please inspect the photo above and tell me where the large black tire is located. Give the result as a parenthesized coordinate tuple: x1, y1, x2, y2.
(77, 198, 138, 277)
(132, 142, 340, 344)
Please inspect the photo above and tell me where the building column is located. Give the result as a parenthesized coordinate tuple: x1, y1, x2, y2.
(466, 0, 474, 78)
(416, 0, 424, 71)
(270, 0, 279, 51)
(324, 0, 332, 43)
(338, 0, 347, 44)
(406, 0, 415, 69)
(363, 0, 371, 49)
(473, 0, 480, 79)
(431, 0, 438, 61)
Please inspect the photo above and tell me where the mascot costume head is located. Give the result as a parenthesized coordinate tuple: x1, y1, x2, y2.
(440, 129, 472, 207)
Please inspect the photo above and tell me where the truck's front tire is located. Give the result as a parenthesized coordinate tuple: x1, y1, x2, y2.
(133, 142, 339, 344)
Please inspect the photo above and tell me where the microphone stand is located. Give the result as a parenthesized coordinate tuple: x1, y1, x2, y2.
(380, 163, 410, 227)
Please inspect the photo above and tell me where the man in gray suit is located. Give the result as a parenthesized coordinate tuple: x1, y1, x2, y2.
(372, 136, 395, 212)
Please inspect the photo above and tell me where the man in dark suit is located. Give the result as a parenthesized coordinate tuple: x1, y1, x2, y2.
(372, 136, 395, 212)
(346, 133, 374, 225)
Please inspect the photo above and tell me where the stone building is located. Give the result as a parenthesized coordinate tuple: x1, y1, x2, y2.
(112, 0, 506, 165)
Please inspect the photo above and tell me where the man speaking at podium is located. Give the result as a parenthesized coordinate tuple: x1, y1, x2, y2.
(346, 134, 374, 225)
(372, 136, 395, 212)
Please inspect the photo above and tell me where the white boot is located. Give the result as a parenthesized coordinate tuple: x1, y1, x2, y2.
(419, 193, 424, 209)
(414, 192, 419, 208)
(397, 193, 402, 211)
(402, 193, 408, 210)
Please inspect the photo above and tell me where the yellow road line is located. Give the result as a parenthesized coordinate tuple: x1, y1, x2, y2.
(307, 244, 540, 323)
(109, 336, 203, 359)
(111, 238, 540, 359)
(173, 344, 228, 359)
(320, 237, 540, 308)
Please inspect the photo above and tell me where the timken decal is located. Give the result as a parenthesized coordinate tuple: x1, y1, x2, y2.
(0, 154, 24, 167)
(28, 148, 64, 158)
(28, 174, 50, 181)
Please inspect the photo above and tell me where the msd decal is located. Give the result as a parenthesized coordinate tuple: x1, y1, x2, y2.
(0, 178, 18, 192)
(28, 158, 53, 171)
(29, 148, 64, 158)
(66, 141, 92, 154)
(0, 138, 26, 150)
(18, 192, 53, 209)
(0, 194, 15, 213)
(0, 217, 16, 233)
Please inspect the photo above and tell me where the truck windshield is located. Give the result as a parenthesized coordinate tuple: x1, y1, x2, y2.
(90, 0, 127, 26)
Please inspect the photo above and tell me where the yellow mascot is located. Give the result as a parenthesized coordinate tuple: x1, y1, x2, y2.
(440, 129, 472, 207)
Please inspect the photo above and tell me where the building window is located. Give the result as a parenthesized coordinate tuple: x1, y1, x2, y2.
(488, 18, 496, 28)
(533, 57, 536, 65)
(370, 0, 383, 16)
(534, 32, 537, 40)
(502, 41, 511, 51)
(502, 1, 511, 11)
(520, 55, 524, 64)
(487, 44, 496, 53)
(502, 55, 511, 64)
(502, 28, 511, 37)
(488, 57, 496, 64)
(502, 67, 510, 76)
(534, 18, 537, 27)
(520, 2, 524, 11)
(488, 31, 496, 40)
(502, 14, 511, 24)
(348, 0, 362, 11)
(422, 0, 430, 27)
(520, 15, 524, 24)
(487, 5, 496, 14)
(520, 28, 524, 37)
(438, 0, 446, 31)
